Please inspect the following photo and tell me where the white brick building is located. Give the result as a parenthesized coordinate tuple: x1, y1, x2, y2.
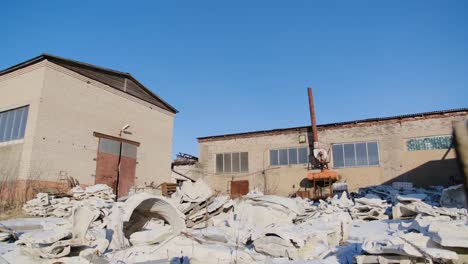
(0, 54, 177, 197)
(197, 109, 467, 196)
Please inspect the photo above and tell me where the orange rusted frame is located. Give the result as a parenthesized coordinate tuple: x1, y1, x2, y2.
(307, 170, 338, 180)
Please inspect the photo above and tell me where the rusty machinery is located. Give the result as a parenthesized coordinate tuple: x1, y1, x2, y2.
(306, 87, 338, 199)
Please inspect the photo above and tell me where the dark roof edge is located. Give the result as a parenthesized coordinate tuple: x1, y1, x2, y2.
(197, 107, 468, 141)
(0, 53, 178, 114)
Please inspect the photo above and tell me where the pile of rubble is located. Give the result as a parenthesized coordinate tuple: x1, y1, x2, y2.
(170, 180, 235, 228)
(22, 184, 114, 229)
(1, 180, 467, 263)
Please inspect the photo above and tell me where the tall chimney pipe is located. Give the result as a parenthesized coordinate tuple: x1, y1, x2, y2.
(308, 87, 319, 144)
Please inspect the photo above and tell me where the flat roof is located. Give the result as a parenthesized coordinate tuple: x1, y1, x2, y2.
(198, 107, 468, 142)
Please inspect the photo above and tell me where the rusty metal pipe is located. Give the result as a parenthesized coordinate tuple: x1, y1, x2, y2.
(308, 87, 319, 143)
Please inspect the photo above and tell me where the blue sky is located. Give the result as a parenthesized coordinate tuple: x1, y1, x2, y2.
(2, 1, 467, 157)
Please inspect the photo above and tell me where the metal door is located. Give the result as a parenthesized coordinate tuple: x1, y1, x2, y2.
(95, 138, 120, 193)
(230, 180, 249, 198)
(95, 136, 138, 198)
(118, 142, 137, 197)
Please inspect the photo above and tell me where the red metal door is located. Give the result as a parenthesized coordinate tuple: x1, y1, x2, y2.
(95, 136, 138, 198)
(230, 180, 249, 198)
(95, 138, 120, 193)
(118, 142, 137, 197)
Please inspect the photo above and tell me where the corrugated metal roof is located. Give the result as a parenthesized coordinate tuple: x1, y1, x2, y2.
(198, 107, 468, 141)
(0, 53, 178, 114)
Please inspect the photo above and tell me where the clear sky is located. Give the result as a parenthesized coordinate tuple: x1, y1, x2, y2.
(2, 1, 467, 157)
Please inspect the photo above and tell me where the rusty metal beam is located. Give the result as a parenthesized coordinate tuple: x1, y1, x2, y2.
(307, 87, 318, 143)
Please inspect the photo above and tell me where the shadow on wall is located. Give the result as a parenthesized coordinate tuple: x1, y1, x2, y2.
(383, 158, 461, 187)
(296, 158, 461, 191)
(299, 178, 314, 189)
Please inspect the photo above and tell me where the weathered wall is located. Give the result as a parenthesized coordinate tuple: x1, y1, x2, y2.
(199, 114, 467, 195)
(0, 144, 23, 181)
(199, 133, 311, 195)
(0, 63, 46, 181)
(27, 61, 175, 186)
(171, 164, 203, 182)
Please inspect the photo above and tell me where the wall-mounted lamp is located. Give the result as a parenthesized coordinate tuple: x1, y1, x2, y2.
(119, 124, 131, 137)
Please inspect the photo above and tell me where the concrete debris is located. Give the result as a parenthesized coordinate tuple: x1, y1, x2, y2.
(440, 184, 467, 209)
(392, 198, 467, 220)
(172, 181, 234, 228)
(71, 184, 116, 201)
(129, 224, 173, 245)
(108, 192, 186, 250)
(331, 192, 354, 208)
(0, 225, 17, 242)
(361, 231, 459, 261)
(176, 179, 213, 203)
(23, 184, 114, 220)
(427, 220, 468, 248)
(356, 184, 443, 206)
(351, 197, 389, 221)
(2, 183, 468, 263)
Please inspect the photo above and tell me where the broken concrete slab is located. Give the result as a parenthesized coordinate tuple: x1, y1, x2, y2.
(129, 225, 173, 246)
(440, 184, 467, 209)
(400, 232, 458, 260)
(396, 193, 427, 202)
(427, 220, 468, 248)
(362, 236, 423, 258)
(178, 179, 213, 203)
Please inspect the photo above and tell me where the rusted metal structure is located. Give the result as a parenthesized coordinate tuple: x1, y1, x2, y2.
(306, 87, 338, 199)
(308, 87, 319, 144)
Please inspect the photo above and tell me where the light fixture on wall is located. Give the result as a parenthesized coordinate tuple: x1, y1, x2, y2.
(299, 134, 306, 143)
(119, 124, 131, 137)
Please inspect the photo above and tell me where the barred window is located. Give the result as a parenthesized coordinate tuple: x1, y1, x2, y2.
(0, 106, 29, 143)
(216, 152, 248, 174)
(270, 147, 308, 166)
(332, 141, 379, 168)
(406, 136, 452, 151)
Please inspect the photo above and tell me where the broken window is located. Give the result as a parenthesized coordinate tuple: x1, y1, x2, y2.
(216, 152, 249, 174)
(270, 147, 308, 166)
(332, 141, 379, 168)
(0, 105, 29, 143)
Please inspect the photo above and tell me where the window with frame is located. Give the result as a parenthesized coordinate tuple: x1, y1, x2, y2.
(406, 135, 452, 151)
(216, 152, 248, 174)
(270, 147, 308, 166)
(332, 141, 379, 168)
(0, 106, 29, 143)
